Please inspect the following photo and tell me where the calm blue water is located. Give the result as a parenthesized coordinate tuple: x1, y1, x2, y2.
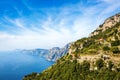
(0, 52, 54, 80)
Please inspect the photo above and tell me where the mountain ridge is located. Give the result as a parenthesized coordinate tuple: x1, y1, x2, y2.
(90, 13, 120, 37)
(23, 12, 120, 80)
(13, 43, 71, 61)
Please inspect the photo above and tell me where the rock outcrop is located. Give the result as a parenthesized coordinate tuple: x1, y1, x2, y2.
(46, 43, 71, 61)
(90, 13, 120, 37)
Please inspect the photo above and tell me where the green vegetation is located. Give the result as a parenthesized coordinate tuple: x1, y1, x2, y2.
(96, 59, 104, 70)
(111, 46, 120, 54)
(111, 40, 120, 46)
(71, 22, 120, 55)
(23, 59, 120, 80)
(103, 46, 110, 51)
(23, 14, 120, 80)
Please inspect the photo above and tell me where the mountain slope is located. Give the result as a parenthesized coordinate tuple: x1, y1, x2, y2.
(46, 43, 71, 61)
(23, 13, 120, 80)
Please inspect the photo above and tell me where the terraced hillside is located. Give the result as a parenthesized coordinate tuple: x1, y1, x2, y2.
(23, 13, 120, 80)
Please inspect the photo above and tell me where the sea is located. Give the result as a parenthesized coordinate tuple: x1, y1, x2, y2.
(0, 51, 54, 80)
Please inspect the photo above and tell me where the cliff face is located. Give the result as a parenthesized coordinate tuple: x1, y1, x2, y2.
(90, 13, 120, 37)
(46, 43, 71, 61)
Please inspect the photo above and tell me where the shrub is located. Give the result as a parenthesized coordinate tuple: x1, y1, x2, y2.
(81, 61, 90, 73)
(96, 59, 104, 70)
(68, 55, 72, 59)
(108, 61, 114, 70)
(111, 46, 120, 54)
(103, 46, 110, 51)
(111, 40, 120, 46)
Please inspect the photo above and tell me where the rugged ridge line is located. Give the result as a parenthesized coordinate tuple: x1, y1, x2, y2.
(14, 43, 71, 61)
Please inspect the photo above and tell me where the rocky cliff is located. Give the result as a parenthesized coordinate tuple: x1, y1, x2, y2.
(46, 43, 71, 61)
(90, 13, 120, 37)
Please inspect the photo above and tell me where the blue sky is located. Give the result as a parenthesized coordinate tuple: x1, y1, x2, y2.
(0, 0, 120, 51)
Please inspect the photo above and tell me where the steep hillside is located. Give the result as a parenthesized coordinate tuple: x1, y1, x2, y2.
(67, 13, 120, 63)
(23, 13, 120, 80)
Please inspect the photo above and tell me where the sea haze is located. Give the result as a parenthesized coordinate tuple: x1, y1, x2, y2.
(0, 51, 54, 80)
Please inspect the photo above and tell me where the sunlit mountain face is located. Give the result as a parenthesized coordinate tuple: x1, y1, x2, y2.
(0, 0, 120, 80)
(0, 0, 120, 51)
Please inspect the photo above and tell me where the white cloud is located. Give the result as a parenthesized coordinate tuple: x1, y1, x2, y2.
(4, 16, 26, 29)
(101, 0, 120, 3)
(99, 0, 120, 15)
(0, 0, 120, 51)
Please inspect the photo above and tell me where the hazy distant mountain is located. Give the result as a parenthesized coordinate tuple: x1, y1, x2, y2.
(46, 43, 71, 61)
(13, 43, 71, 61)
(14, 49, 49, 57)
